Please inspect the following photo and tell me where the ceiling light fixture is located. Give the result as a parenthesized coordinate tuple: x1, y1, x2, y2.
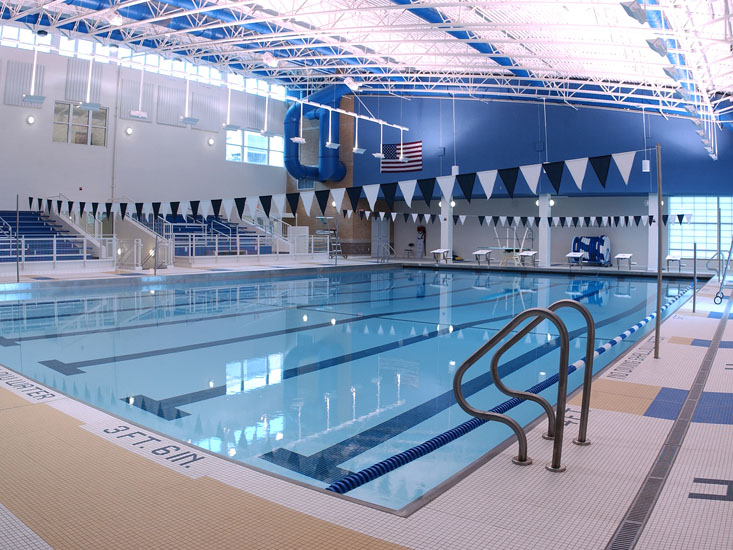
(620, 1, 647, 24)
(372, 123, 385, 159)
(662, 66, 679, 81)
(110, 12, 124, 27)
(344, 76, 359, 92)
(262, 52, 279, 68)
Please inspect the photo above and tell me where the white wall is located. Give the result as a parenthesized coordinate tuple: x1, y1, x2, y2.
(0, 47, 286, 209)
(393, 196, 668, 267)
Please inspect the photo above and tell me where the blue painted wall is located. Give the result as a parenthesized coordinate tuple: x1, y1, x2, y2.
(352, 96, 732, 197)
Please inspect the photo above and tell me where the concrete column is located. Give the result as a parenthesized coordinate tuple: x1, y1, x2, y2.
(647, 193, 658, 271)
(538, 194, 552, 267)
(440, 198, 453, 261)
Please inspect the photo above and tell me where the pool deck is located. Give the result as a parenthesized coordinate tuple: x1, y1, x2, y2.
(0, 261, 731, 549)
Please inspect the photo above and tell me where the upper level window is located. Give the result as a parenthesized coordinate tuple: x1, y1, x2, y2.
(53, 102, 108, 146)
(668, 196, 732, 257)
(225, 130, 284, 167)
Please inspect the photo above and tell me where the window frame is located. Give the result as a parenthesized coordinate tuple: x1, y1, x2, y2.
(53, 101, 108, 147)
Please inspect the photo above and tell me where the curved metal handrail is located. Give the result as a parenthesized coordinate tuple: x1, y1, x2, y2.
(453, 307, 569, 468)
(706, 251, 727, 278)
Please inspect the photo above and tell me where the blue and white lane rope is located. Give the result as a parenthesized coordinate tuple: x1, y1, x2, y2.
(326, 284, 693, 495)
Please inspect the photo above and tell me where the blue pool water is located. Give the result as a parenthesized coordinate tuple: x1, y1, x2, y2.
(0, 268, 689, 510)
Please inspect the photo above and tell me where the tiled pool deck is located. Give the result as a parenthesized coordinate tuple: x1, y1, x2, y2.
(0, 261, 730, 549)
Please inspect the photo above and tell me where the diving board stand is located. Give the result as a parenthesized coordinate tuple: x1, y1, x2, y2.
(431, 249, 449, 264)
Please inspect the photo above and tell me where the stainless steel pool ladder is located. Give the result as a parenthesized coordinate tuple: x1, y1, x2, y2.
(452, 300, 595, 472)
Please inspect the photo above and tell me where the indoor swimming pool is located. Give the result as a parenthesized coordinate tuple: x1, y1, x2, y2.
(0, 268, 691, 511)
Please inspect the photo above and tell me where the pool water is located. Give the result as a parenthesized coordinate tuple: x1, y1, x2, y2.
(0, 268, 689, 510)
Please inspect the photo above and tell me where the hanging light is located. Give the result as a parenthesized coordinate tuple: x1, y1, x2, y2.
(180, 76, 199, 125)
(663, 66, 679, 81)
(223, 85, 240, 131)
(372, 123, 385, 159)
(325, 108, 340, 149)
(344, 76, 359, 92)
(647, 38, 668, 57)
(352, 116, 365, 154)
(398, 129, 408, 162)
(129, 62, 148, 119)
(23, 41, 45, 105)
(262, 52, 279, 68)
(290, 100, 306, 144)
(78, 55, 101, 111)
(110, 12, 124, 27)
(620, 1, 647, 24)
(260, 94, 276, 137)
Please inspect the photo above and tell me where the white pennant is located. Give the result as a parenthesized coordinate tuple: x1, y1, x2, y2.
(330, 188, 345, 211)
(391, 212, 397, 221)
(159, 202, 170, 219)
(412, 213, 419, 223)
(272, 194, 286, 218)
(519, 164, 542, 195)
(300, 191, 314, 216)
(363, 184, 380, 210)
(552, 216, 560, 226)
(141, 203, 152, 216)
(459, 215, 466, 225)
(246, 196, 259, 218)
(477, 169, 497, 199)
(436, 175, 455, 200)
(685, 213, 692, 223)
(222, 198, 234, 220)
(528, 217, 535, 227)
(379, 211, 385, 220)
(612, 151, 636, 185)
(365, 210, 371, 220)
(110, 203, 119, 217)
(513, 216, 521, 227)
(566, 158, 588, 190)
(177, 200, 189, 219)
(399, 180, 417, 208)
(347, 210, 353, 219)
(199, 200, 211, 219)
(499, 216, 507, 226)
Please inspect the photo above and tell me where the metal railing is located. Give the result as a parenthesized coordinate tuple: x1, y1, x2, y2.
(453, 300, 595, 472)
(116, 238, 143, 269)
(173, 233, 328, 258)
(0, 236, 118, 268)
(375, 242, 396, 263)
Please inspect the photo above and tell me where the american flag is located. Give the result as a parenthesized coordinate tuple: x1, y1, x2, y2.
(381, 141, 422, 173)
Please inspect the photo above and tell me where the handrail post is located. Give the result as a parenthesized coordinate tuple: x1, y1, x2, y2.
(53, 236, 56, 268)
(693, 242, 697, 312)
(83, 238, 87, 267)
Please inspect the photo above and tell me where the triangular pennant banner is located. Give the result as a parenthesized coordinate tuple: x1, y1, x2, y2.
(456, 173, 475, 202)
(300, 191, 315, 216)
(365, 210, 371, 220)
(260, 195, 272, 218)
(430, 214, 437, 224)
(57, 200, 63, 214)
(492, 216, 500, 226)
(359, 210, 365, 220)
(271, 195, 285, 218)
(346, 187, 362, 211)
(208, 199, 220, 218)
(543, 161, 564, 194)
(498, 167, 519, 198)
(28, 197, 33, 209)
(624, 216, 630, 227)
(315, 190, 331, 215)
(67, 201, 74, 215)
(566, 158, 588, 190)
(222, 198, 234, 220)
(459, 215, 466, 225)
(478, 215, 485, 226)
(105, 202, 113, 219)
(677, 214, 684, 225)
(381, 183, 398, 211)
(583, 216, 591, 227)
(149, 202, 159, 219)
(519, 164, 542, 195)
(417, 178, 436, 206)
(403, 213, 410, 223)
(246, 196, 259, 218)
(363, 184, 380, 211)
(571, 216, 579, 227)
(411, 213, 419, 223)
(234, 198, 246, 219)
(286, 193, 300, 215)
(453, 215, 459, 225)
(662, 214, 669, 225)
(190, 200, 200, 219)
(391, 212, 397, 222)
(634, 215, 642, 226)
(648, 215, 655, 225)
(199, 200, 210, 220)
(534, 217, 541, 227)
(477, 170, 497, 199)
(595, 216, 603, 227)
(379, 211, 385, 220)
(119, 202, 127, 219)
(612, 151, 636, 185)
(169, 201, 180, 219)
(46, 199, 52, 213)
(559, 217, 566, 227)
(134, 202, 143, 220)
(520, 216, 528, 226)
(330, 188, 345, 212)
(613, 216, 620, 227)
(500, 216, 508, 226)
(398, 180, 416, 208)
(436, 175, 455, 200)
(589, 155, 612, 188)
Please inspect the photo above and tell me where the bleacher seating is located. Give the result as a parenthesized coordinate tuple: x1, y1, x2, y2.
(0, 211, 91, 262)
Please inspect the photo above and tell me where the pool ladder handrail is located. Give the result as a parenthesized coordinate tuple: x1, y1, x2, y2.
(452, 300, 595, 473)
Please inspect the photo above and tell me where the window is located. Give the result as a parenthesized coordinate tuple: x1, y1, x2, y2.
(668, 196, 732, 257)
(225, 130, 284, 167)
(53, 101, 108, 146)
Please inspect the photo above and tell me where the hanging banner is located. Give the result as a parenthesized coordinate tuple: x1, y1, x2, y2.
(300, 191, 315, 216)
(330, 188, 345, 212)
(519, 164, 542, 195)
(412, 213, 419, 223)
(286, 193, 300, 215)
(190, 200, 200, 219)
(221, 198, 234, 220)
(453, 215, 459, 225)
(199, 200, 210, 220)
(498, 167, 519, 198)
(210, 199, 222, 218)
(346, 187, 362, 211)
(403, 213, 409, 223)
(456, 173, 476, 202)
(492, 216, 500, 226)
(246, 196, 259, 218)
(271, 195, 285, 218)
(417, 178, 436, 206)
(105, 202, 113, 219)
(589, 155, 612, 188)
(234, 198, 246, 219)
(399, 180, 417, 208)
(363, 184, 380, 210)
(478, 215, 485, 226)
(315, 189, 331, 215)
(391, 212, 397, 221)
(381, 183, 398, 210)
(477, 170, 497, 199)
(436, 175, 455, 200)
(379, 211, 385, 220)
(566, 158, 588, 190)
(260, 195, 272, 218)
(543, 161, 564, 194)
(612, 151, 636, 185)
(365, 210, 371, 220)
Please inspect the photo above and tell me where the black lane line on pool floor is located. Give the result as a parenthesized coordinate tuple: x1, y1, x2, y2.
(4, 272, 499, 347)
(37, 286, 530, 375)
(605, 297, 732, 550)
(259, 292, 656, 484)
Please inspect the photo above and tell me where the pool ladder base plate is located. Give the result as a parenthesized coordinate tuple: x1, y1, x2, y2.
(545, 463, 567, 473)
(541, 433, 554, 441)
(512, 456, 533, 466)
(572, 438, 591, 446)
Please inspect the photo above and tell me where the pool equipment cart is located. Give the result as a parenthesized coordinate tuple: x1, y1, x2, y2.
(453, 300, 595, 471)
(713, 236, 733, 304)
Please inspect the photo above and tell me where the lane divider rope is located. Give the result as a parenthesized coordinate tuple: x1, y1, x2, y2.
(326, 284, 693, 495)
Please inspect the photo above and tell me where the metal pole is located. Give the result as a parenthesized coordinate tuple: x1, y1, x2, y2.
(654, 144, 663, 359)
(15, 195, 19, 283)
(154, 234, 158, 276)
(693, 242, 697, 313)
(718, 200, 722, 282)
